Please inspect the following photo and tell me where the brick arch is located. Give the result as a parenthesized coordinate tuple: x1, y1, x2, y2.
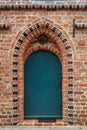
(12, 20, 74, 126)
(24, 44, 62, 63)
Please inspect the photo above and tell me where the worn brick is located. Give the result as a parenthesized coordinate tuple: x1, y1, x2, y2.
(0, 0, 87, 127)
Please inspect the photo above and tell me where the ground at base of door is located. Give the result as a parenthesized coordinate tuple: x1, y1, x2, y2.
(0, 127, 86, 130)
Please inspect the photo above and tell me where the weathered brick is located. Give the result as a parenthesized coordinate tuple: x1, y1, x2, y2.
(0, 0, 87, 127)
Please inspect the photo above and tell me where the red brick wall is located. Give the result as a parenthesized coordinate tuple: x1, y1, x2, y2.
(0, 3, 87, 126)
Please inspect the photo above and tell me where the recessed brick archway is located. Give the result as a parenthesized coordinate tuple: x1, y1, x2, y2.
(11, 18, 75, 126)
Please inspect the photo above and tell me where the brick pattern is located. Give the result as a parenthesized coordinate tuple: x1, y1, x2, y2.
(75, 23, 87, 29)
(10, 19, 74, 126)
(0, 23, 9, 29)
(0, 3, 87, 10)
(0, 5, 87, 126)
(0, 1, 87, 10)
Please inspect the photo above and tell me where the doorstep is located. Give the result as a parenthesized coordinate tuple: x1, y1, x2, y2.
(0, 126, 86, 130)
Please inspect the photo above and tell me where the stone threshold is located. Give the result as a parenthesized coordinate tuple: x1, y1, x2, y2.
(0, 126, 85, 130)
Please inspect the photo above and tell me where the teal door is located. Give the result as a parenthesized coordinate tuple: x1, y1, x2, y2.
(24, 51, 62, 120)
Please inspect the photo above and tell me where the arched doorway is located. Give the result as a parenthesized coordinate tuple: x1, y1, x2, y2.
(24, 50, 62, 121)
(12, 19, 74, 125)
